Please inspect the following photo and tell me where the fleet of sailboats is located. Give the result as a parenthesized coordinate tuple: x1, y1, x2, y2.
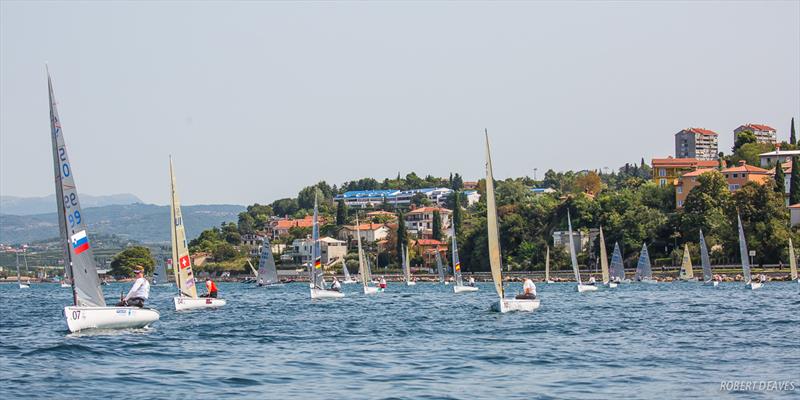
(49, 71, 160, 332)
(170, 158, 227, 310)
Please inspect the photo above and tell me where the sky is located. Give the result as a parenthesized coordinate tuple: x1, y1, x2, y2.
(1, 1, 798, 206)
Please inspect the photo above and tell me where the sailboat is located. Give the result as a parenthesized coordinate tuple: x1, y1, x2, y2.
(255, 237, 283, 287)
(568, 211, 597, 292)
(151, 260, 170, 286)
(485, 132, 540, 312)
(435, 247, 448, 285)
(699, 230, 717, 286)
(170, 158, 227, 310)
(737, 213, 762, 290)
(452, 228, 478, 293)
(790, 238, 798, 286)
(544, 246, 554, 283)
(310, 197, 344, 299)
(49, 71, 159, 332)
(342, 258, 357, 284)
(610, 242, 629, 283)
(356, 215, 380, 295)
(402, 243, 415, 286)
(599, 227, 616, 288)
(636, 243, 657, 283)
(17, 251, 30, 289)
(679, 244, 698, 281)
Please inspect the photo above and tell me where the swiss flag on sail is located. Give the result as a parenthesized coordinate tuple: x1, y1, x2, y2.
(179, 255, 191, 269)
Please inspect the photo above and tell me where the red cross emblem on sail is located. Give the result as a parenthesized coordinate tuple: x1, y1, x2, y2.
(179, 255, 191, 269)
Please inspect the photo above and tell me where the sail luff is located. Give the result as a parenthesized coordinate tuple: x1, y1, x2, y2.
(484, 131, 504, 298)
(737, 214, 752, 284)
(680, 243, 694, 279)
(436, 247, 445, 283)
(599, 227, 609, 284)
(567, 211, 582, 285)
(699, 230, 713, 282)
(789, 238, 797, 281)
(48, 71, 105, 307)
(452, 230, 462, 286)
(169, 158, 198, 298)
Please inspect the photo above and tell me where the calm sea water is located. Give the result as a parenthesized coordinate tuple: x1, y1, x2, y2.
(0, 281, 798, 399)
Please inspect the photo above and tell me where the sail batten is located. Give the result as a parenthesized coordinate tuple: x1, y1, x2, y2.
(599, 227, 609, 284)
(485, 131, 504, 298)
(169, 158, 198, 298)
(48, 72, 105, 307)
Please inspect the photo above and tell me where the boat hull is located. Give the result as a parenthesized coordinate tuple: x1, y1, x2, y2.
(61, 283, 71, 288)
(257, 283, 285, 288)
(604, 282, 618, 288)
(173, 296, 227, 311)
(703, 280, 719, 287)
(64, 306, 160, 333)
(453, 285, 479, 293)
(363, 286, 383, 295)
(310, 288, 345, 299)
(681, 278, 700, 282)
(745, 282, 763, 290)
(405, 281, 416, 286)
(577, 284, 598, 292)
(640, 279, 658, 284)
(19, 283, 30, 289)
(491, 298, 541, 313)
(342, 280, 358, 284)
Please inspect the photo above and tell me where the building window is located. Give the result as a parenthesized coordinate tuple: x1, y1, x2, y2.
(677, 186, 683, 194)
(659, 168, 667, 177)
(729, 184, 740, 191)
(677, 200, 683, 207)
(733, 173, 738, 178)
(660, 179, 667, 187)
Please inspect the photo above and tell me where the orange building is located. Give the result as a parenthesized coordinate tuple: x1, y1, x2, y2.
(721, 161, 771, 191)
(674, 168, 716, 207)
(652, 157, 719, 187)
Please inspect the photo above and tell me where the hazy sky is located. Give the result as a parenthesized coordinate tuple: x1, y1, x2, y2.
(2, 1, 798, 206)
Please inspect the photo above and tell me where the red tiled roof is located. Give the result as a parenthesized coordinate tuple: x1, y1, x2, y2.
(686, 127, 717, 136)
(652, 157, 719, 168)
(721, 163, 769, 174)
(789, 204, 800, 209)
(273, 216, 320, 230)
(681, 168, 717, 178)
(743, 123, 776, 132)
(407, 207, 452, 214)
(416, 239, 445, 246)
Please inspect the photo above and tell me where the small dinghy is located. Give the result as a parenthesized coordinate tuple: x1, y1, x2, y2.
(16, 251, 31, 289)
(354, 214, 380, 296)
(789, 238, 798, 287)
(737, 214, 762, 290)
(699, 230, 719, 287)
(402, 244, 416, 286)
(679, 244, 699, 282)
(309, 197, 344, 299)
(484, 132, 539, 313)
(544, 246, 555, 283)
(48, 71, 159, 332)
(598, 227, 616, 288)
(610, 242, 626, 285)
(567, 211, 598, 293)
(451, 227, 478, 293)
(253, 238, 284, 288)
(169, 158, 226, 310)
(636, 243, 657, 284)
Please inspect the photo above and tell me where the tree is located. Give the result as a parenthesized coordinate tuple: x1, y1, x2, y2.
(573, 171, 602, 195)
(271, 198, 299, 217)
(791, 117, 796, 145)
(336, 200, 347, 225)
(733, 130, 757, 152)
(237, 212, 255, 234)
(774, 162, 786, 194)
(791, 156, 800, 205)
(110, 246, 155, 277)
(451, 191, 462, 233)
(432, 210, 442, 240)
(396, 211, 407, 264)
(451, 173, 464, 190)
(730, 142, 773, 166)
(212, 242, 238, 262)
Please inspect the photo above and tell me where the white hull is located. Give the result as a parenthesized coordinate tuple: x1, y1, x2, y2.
(453, 285, 479, 293)
(544, 280, 555, 284)
(619, 279, 632, 284)
(64, 306, 160, 333)
(342, 280, 358, 284)
(363, 286, 383, 295)
(745, 282, 763, 290)
(681, 277, 700, 282)
(173, 296, 227, 311)
(257, 282, 285, 288)
(491, 298, 541, 313)
(61, 283, 71, 288)
(405, 281, 416, 286)
(310, 288, 345, 299)
(19, 283, 30, 289)
(703, 280, 720, 287)
(640, 279, 658, 284)
(444, 282, 450, 285)
(577, 284, 598, 292)
(604, 282, 618, 288)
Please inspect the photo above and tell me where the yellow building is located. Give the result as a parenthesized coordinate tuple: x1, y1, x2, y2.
(651, 157, 719, 187)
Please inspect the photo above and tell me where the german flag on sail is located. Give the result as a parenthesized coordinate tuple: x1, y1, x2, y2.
(314, 257, 322, 269)
(455, 262, 461, 272)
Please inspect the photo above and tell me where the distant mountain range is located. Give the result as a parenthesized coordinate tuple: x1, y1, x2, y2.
(0, 202, 245, 245)
(1, 193, 143, 215)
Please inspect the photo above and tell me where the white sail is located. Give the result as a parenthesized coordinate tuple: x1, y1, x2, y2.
(310, 196, 325, 289)
(356, 215, 370, 286)
(485, 131, 504, 298)
(247, 260, 258, 278)
(599, 227, 609, 284)
(452, 229, 463, 286)
(699, 230, 713, 282)
(48, 72, 105, 307)
(611, 242, 625, 281)
(169, 158, 198, 298)
(790, 238, 798, 281)
(636, 243, 652, 281)
(436, 247, 446, 284)
(567, 211, 582, 285)
(737, 213, 752, 284)
(545, 246, 551, 282)
(680, 243, 694, 280)
(152, 261, 168, 285)
(402, 244, 412, 284)
(342, 257, 352, 282)
(16, 252, 22, 283)
(257, 237, 279, 284)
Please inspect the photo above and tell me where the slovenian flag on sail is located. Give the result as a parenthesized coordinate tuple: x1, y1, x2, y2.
(314, 257, 321, 269)
(71, 230, 90, 254)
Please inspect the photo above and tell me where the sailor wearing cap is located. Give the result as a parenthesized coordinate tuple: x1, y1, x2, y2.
(116, 265, 150, 308)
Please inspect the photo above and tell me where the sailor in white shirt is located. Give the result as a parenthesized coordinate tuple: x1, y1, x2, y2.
(117, 266, 150, 308)
(468, 276, 476, 287)
(330, 277, 342, 292)
(516, 278, 537, 299)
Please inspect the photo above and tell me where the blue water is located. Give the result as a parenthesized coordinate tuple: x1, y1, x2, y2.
(0, 281, 798, 399)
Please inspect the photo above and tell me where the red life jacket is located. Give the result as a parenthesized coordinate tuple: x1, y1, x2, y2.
(206, 280, 218, 293)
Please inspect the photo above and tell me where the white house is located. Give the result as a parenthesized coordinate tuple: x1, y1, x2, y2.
(552, 228, 599, 255)
(404, 207, 452, 238)
(759, 149, 800, 168)
(288, 236, 346, 265)
(791, 204, 800, 227)
(337, 223, 391, 243)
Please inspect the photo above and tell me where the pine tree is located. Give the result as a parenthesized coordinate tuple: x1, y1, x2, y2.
(774, 162, 786, 194)
(451, 191, 462, 233)
(791, 117, 797, 146)
(432, 210, 442, 241)
(790, 156, 800, 205)
(396, 211, 407, 264)
(335, 200, 347, 225)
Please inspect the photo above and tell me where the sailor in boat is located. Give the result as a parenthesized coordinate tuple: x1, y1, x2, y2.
(587, 276, 597, 285)
(379, 276, 387, 289)
(257, 277, 264, 287)
(468, 276, 476, 287)
(201, 277, 219, 298)
(515, 278, 537, 300)
(116, 266, 150, 308)
(330, 277, 342, 292)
